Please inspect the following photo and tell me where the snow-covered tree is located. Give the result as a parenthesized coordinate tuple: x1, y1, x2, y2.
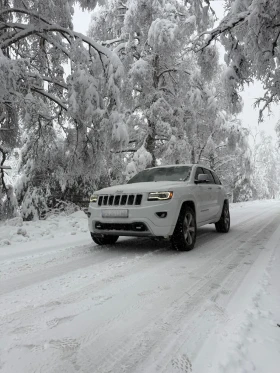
(194, 0, 280, 121)
(2, 0, 274, 219)
(250, 129, 280, 199)
(89, 0, 231, 179)
(0, 0, 124, 217)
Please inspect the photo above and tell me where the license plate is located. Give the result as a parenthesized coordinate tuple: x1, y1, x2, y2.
(102, 209, 128, 218)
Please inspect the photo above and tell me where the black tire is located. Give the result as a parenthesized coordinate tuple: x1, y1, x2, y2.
(91, 233, 119, 245)
(171, 205, 197, 251)
(215, 202, 230, 233)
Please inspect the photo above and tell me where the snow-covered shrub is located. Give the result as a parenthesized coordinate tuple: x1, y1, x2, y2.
(125, 161, 138, 181)
(0, 185, 19, 221)
(111, 111, 129, 150)
(233, 177, 256, 203)
(20, 187, 49, 221)
(133, 145, 153, 172)
(44, 200, 80, 219)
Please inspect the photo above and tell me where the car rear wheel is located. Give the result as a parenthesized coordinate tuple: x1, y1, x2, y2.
(91, 233, 119, 245)
(215, 202, 230, 233)
(171, 206, 197, 251)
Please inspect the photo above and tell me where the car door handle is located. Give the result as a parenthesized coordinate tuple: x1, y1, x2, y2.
(218, 187, 222, 190)
(208, 187, 212, 190)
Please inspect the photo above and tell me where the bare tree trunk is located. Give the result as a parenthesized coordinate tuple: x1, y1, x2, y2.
(145, 119, 156, 167)
(0, 146, 8, 194)
(191, 147, 196, 164)
(209, 153, 214, 169)
(144, 54, 160, 168)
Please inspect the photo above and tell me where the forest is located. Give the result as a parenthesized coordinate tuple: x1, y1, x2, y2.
(1, 0, 280, 220)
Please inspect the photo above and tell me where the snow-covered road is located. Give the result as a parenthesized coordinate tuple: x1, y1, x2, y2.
(1, 201, 280, 373)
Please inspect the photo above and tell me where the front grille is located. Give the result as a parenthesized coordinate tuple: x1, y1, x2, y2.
(95, 222, 148, 232)
(98, 194, 142, 207)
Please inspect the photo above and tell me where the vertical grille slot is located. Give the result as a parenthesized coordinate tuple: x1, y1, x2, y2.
(108, 196, 114, 205)
(114, 195, 120, 205)
(98, 196, 103, 206)
(103, 196, 108, 205)
(135, 194, 142, 205)
(127, 195, 135, 205)
(121, 195, 127, 205)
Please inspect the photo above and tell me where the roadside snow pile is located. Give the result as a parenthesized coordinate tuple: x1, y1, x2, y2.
(0, 210, 88, 247)
(230, 199, 276, 210)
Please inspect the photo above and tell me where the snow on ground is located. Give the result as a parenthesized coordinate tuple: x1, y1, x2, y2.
(0, 210, 88, 248)
(0, 200, 280, 373)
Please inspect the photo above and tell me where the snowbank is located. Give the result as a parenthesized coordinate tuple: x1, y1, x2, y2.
(0, 210, 88, 248)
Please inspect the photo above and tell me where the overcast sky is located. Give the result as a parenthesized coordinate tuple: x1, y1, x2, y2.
(73, 2, 279, 140)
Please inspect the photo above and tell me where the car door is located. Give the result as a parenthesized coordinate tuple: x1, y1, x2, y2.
(202, 168, 217, 220)
(211, 170, 224, 219)
(193, 167, 213, 223)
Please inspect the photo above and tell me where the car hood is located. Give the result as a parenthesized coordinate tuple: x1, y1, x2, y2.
(96, 181, 186, 194)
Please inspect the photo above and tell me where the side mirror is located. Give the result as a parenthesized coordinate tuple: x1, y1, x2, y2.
(195, 174, 209, 184)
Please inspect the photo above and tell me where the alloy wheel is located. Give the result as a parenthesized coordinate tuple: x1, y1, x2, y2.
(183, 212, 196, 245)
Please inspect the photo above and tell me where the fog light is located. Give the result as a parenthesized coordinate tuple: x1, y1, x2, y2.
(156, 212, 167, 218)
(132, 223, 147, 231)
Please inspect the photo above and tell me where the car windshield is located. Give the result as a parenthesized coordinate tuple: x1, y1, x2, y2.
(127, 166, 192, 184)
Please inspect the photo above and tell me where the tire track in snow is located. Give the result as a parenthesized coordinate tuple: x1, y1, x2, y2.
(136, 213, 280, 373)
(68, 211, 280, 373)
(1, 203, 279, 373)
(1, 201, 273, 296)
(20, 208, 278, 373)
(1, 200, 274, 283)
(0, 239, 169, 296)
(0, 205, 273, 329)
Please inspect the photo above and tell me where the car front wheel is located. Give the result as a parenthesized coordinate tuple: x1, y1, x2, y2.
(215, 202, 230, 233)
(171, 206, 197, 251)
(91, 233, 119, 245)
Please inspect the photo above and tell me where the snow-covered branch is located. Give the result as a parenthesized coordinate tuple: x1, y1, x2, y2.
(112, 149, 137, 153)
(255, 93, 278, 122)
(28, 74, 67, 90)
(31, 86, 67, 111)
(0, 7, 53, 25)
(157, 68, 179, 79)
(101, 37, 126, 46)
(0, 22, 123, 72)
(193, 10, 251, 52)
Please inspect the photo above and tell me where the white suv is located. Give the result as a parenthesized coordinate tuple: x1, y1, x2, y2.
(88, 164, 230, 251)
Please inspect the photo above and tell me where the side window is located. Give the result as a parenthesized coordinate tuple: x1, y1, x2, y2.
(203, 168, 215, 184)
(195, 167, 204, 180)
(211, 171, 222, 185)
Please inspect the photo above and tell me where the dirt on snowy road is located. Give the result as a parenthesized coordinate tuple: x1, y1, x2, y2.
(1, 200, 280, 373)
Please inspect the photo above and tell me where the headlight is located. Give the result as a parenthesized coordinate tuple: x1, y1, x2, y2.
(148, 191, 173, 201)
(90, 194, 98, 203)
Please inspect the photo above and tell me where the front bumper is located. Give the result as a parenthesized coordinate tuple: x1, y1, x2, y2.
(88, 199, 180, 237)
